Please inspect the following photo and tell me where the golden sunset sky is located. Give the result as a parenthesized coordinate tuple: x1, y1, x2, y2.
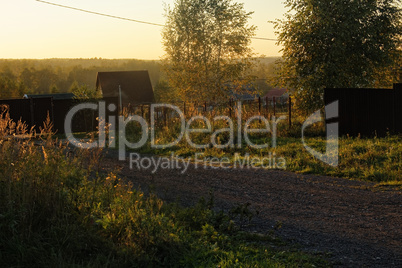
(0, 0, 286, 59)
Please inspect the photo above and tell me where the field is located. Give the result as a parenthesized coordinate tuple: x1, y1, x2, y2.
(1, 105, 401, 266)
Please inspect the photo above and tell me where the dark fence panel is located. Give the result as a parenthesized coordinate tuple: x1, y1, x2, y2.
(53, 97, 119, 134)
(52, 99, 74, 134)
(394, 83, 402, 134)
(31, 97, 54, 132)
(0, 98, 31, 126)
(0, 97, 119, 134)
(325, 83, 401, 137)
(1, 97, 55, 133)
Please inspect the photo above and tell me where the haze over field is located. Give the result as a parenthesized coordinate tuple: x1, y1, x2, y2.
(0, 0, 285, 59)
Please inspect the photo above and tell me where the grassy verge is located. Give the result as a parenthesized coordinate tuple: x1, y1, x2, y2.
(280, 135, 401, 183)
(127, 120, 401, 184)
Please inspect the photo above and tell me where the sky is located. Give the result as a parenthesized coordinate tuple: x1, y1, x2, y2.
(0, 0, 287, 60)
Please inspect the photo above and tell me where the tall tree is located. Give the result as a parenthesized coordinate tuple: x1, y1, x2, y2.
(162, 0, 256, 102)
(275, 0, 402, 113)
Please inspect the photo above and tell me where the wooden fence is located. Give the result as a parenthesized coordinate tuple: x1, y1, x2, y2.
(0, 97, 118, 134)
(324, 83, 402, 137)
(5, 82, 402, 138)
(125, 96, 293, 128)
(0, 95, 292, 135)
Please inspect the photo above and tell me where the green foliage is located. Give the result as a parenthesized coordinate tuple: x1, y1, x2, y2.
(153, 79, 177, 102)
(0, 114, 328, 267)
(162, 0, 256, 102)
(0, 59, 162, 99)
(0, 73, 25, 99)
(70, 81, 102, 99)
(275, 0, 402, 114)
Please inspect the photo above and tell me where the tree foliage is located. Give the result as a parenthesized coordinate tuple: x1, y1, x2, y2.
(70, 82, 101, 99)
(0, 59, 162, 99)
(162, 0, 256, 102)
(275, 0, 402, 113)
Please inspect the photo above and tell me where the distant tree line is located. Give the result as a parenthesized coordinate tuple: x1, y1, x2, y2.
(0, 59, 162, 99)
(0, 57, 278, 101)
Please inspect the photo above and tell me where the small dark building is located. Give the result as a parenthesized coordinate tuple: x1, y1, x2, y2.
(96, 70, 155, 106)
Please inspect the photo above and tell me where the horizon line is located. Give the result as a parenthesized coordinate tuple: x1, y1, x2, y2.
(0, 56, 282, 61)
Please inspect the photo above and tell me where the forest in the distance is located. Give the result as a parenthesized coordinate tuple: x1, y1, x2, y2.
(0, 58, 279, 100)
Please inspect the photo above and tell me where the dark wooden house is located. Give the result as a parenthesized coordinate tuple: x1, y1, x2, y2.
(96, 70, 155, 106)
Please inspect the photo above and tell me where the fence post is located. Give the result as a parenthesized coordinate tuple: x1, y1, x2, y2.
(229, 98, 232, 118)
(183, 101, 186, 118)
(29, 98, 35, 128)
(163, 106, 167, 127)
(273, 96, 276, 117)
(50, 97, 55, 132)
(265, 96, 269, 117)
(148, 104, 151, 125)
(288, 96, 292, 130)
(204, 101, 207, 113)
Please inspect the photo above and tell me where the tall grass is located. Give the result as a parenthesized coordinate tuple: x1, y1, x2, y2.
(0, 108, 328, 267)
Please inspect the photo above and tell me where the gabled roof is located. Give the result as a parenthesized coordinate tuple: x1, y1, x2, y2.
(263, 88, 288, 99)
(96, 71, 154, 105)
(23, 93, 75, 100)
(228, 84, 260, 101)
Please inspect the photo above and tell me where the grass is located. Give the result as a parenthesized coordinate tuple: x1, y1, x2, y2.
(124, 113, 401, 184)
(0, 107, 329, 266)
(276, 135, 401, 183)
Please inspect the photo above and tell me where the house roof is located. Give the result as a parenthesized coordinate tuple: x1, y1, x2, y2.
(96, 71, 154, 105)
(230, 91, 259, 101)
(228, 84, 260, 101)
(263, 88, 288, 99)
(23, 93, 75, 100)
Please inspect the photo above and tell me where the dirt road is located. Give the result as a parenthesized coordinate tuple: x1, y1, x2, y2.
(101, 152, 402, 267)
